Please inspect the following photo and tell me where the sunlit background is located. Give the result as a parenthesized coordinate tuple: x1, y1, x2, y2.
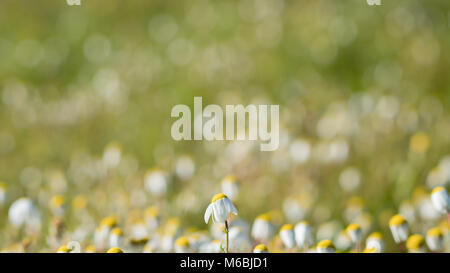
(0, 0, 449, 252)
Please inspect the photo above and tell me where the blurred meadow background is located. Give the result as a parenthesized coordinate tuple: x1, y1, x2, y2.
(0, 0, 450, 252)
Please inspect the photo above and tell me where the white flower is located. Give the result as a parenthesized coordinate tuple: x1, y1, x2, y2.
(221, 175, 239, 201)
(317, 240, 336, 253)
(0, 183, 7, 206)
(199, 239, 222, 253)
(204, 193, 238, 224)
(335, 231, 352, 251)
(109, 228, 123, 248)
(145, 206, 160, 233)
(389, 214, 409, 243)
(280, 224, 296, 249)
(253, 244, 268, 253)
(365, 232, 385, 253)
(431, 187, 450, 214)
(103, 142, 121, 169)
(144, 169, 169, 196)
(251, 214, 275, 242)
(228, 226, 252, 252)
(346, 223, 362, 244)
(8, 197, 40, 228)
(174, 236, 190, 253)
(426, 227, 443, 252)
(294, 221, 313, 249)
(406, 234, 426, 253)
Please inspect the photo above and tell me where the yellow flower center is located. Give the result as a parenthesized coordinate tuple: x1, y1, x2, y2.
(175, 237, 190, 247)
(368, 232, 383, 239)
(389, 214, 406, 227)
(211, 193, 227, 203)
(145, 206, 160, 217)
(254, 244, 268, 251)
(406, 234, 424, 250)
(107, 247, 124, 253)
(317, 240, 335, 249)
(431, 187, 445, 195)
(298, 220, 309, 226)
(101, 216, 117, 227)
(256, 213, 271, 222)
(50, 195, 65, 208)
(346, 223, 361, 232)
(111, 227, 123, 236)
(427, 227, 443, 237)
(281, 224, 293, 231)
(223, 175, 236, 183)
(57, 246, 69, 252)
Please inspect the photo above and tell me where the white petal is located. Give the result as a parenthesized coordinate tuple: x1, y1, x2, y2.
(213, 199, 227, 223)
(204, 203, 213, 224)
(225, 198, 238, 216)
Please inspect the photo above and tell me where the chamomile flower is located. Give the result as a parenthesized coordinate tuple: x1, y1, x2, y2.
(426, 227, 443, 252)
(251, 214, 275, 243)
(363, 247, 377, 253)
(365, 232, 385, 253)
(103, 141, 122, 169)
(228, 226, 252, 253)
(57, 242, 79, 253)
(94, 216, 118, 250)
(107, 247, 124, 253)
(221, 175, 239, 201)
(144, 168, 169, 196)
(175, 236, 191, 253)
(85, 245, 96, 253)
(335, 230, 352, 251)
(57, 245, 71, 253)
(279, 224, 295, 250)
(205, 193, 238, 253)
(0, 182, 7, 206)
(389, 214, 409, 244)
(430, 187, 450, 214)
(145, 206, 160, 233)
(294, 221, 313, 250)
(204, 193, 238, 224)
(109, 227, 123, 248)
(346, 223, 362, 251)
(8, 197, 41, 230)
(253, 244, 269, 253)
(129, 220, 149, 245)
(49, 195, 66, 217)
(406, 234, 426, 253)
(316, 240, 336, 253)
(200, 239, 222, 253)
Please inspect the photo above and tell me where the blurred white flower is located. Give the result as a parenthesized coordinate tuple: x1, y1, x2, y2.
(144, 169, 169, 196)
(251, 214, 275, 242)
(426, 227, 443, 252)
(389, 214, 409, 244)
(279, 224, 295, 250)
(365, 232, 385, 253)
(253, 244, 268, 253)
(8, 197, 40, 228)
(221, 175, 239, 201)
(294, 221, 313, 250)
(430, 187, 450, 214)
(316, 240, 336, 253)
